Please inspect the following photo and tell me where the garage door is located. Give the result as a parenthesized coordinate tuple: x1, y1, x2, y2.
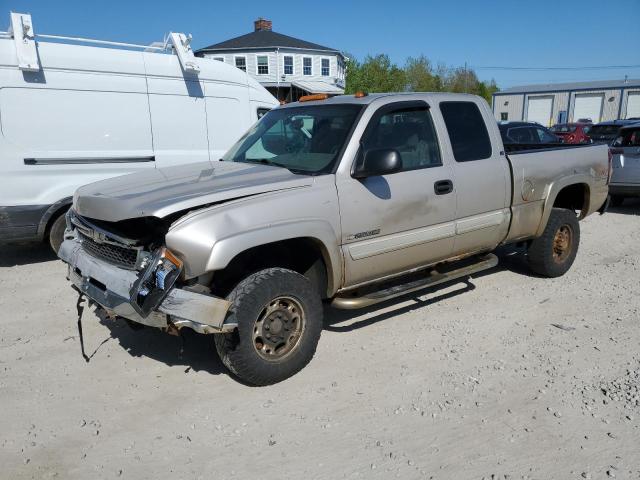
(573, 94, 603, 123)
(626, 92, 640, 119)
(526, 96, 553, 126)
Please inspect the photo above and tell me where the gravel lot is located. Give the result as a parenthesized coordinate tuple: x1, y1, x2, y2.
(1, 201, 640, 479)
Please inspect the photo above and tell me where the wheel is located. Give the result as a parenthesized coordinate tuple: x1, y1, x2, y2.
(609, 195, 625, 208)
(214, 268, 323, 386)
(48, 213, 67, 254)
(527, 208, 580, 278)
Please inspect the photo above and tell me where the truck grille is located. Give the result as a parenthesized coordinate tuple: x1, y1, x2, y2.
(80, 232, 139, 269)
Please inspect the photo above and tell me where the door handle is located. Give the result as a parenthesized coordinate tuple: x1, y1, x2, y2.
(434, 179, 453, 195)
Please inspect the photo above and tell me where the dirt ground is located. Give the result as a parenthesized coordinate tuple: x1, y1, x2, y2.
(1, 201, 640, 480)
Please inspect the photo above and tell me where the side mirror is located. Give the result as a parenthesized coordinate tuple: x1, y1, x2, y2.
(352, 148, 402, 179)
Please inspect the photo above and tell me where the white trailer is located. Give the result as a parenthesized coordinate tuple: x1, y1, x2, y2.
(0, 13, 278, 250)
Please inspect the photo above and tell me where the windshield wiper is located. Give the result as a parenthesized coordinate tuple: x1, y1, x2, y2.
(242, 158, 303, 174)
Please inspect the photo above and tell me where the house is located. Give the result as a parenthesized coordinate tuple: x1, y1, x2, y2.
(195, 18, 346, 102)
(492, 79, 640, 126)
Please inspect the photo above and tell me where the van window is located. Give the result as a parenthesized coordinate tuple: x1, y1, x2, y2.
(0, 88, 152, 155)
(440, 101, 492, 162)
(257, 108, 270, 119)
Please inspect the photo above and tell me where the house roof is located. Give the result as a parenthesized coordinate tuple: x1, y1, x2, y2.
(494, 79, 640, 95)
(196, 29, 340, 55)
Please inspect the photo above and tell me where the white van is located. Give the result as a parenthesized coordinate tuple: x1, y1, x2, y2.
(0, 13, 277, 250)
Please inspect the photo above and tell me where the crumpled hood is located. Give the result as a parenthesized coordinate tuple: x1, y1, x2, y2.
(73, 161, 313, 222)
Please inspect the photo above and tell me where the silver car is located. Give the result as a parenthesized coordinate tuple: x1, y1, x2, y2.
(610, 123, 640, 206)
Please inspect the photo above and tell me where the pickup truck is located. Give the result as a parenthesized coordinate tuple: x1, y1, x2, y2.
(58, 92, 610, 385)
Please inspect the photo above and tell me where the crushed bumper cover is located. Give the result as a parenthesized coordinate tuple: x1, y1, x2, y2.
(58, 235, 234, 333)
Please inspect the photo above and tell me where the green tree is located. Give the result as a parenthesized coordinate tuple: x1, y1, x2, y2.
(345, 54, 405, 94)
(344, 53, 499, 102)
(404, 55, 441, 92)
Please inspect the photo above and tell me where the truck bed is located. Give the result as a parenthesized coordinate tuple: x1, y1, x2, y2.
(503, 142, 610, 243)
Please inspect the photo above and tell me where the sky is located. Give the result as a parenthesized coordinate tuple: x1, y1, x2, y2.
(3, 0, 640, 88)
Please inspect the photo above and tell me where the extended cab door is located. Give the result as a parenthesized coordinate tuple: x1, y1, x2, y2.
(336, 100, 457, 287)
(437, 100, 511, 256)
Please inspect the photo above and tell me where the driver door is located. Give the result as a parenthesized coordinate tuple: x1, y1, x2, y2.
(336, 101, 456, 287)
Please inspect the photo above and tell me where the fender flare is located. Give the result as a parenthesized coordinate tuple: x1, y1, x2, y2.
(206, 220, 343, 297)
(535, 176, 591, 237)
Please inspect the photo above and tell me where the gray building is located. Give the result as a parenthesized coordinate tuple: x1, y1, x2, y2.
(196, 18, 345, 102)
(492, 79, 640, 126)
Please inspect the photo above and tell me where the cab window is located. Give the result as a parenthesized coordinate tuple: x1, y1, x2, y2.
(440, 101, 492, 162)
(362, 106, 442, 171)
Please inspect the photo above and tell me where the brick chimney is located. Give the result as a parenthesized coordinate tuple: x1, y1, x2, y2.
(254, 18, 272, 32)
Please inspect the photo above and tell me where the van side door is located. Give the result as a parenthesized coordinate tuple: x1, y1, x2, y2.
(143, 53, 210, 167)
(336, 100, 456, 287)
(438, 100, 511, 256)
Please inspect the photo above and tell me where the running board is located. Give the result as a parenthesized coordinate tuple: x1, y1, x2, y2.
(332, 253, 499, 310)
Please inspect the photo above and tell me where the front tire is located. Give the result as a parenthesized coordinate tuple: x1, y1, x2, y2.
(527, 208, 580, 278)
(214, 268, 323, 386)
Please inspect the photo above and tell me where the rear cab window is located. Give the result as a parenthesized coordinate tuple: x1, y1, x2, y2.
(439, 101, 492, 162)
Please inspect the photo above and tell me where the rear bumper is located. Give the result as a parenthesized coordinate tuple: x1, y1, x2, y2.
(609, 184, 640, 197)
(0, 205, 49, 242)
(58, 234, 234, 333)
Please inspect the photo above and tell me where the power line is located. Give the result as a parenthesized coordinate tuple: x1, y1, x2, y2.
(474, 64, 640, 71)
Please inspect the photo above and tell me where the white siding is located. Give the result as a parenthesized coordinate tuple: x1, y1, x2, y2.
(202, 49, 345, 90)
(493, 94, 524, 121)
(621, 89, 640, 119)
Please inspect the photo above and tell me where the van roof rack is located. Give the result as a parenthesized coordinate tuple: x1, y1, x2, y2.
(0, 12, 200, 75)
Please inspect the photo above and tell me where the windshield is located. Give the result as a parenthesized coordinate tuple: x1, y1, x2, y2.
(222, 104, 363, 174)
(551, 124, 577, 133)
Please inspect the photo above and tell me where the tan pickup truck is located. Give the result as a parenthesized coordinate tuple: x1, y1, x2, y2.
(59, 92, 610, 385)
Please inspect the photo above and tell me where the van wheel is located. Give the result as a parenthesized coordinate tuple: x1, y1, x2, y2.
(527, 208, 580, 278)
(49, 214, 67, 254)
(214, 268, 323, 386)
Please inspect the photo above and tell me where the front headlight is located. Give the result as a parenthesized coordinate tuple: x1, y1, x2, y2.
(130, 247, 184, 316)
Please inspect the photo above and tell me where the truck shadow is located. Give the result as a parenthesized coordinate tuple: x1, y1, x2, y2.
(96, 314, 227, 376)
(0, 242, 57, 267)
(323, 251, 534, 332)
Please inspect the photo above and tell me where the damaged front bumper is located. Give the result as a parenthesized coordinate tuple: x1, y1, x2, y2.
(58, 234, 235, 334)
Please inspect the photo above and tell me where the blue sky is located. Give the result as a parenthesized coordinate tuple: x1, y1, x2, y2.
(4, 0, 640, 88)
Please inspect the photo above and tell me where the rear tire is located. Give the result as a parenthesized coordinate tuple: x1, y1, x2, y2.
(214, 268, 323, 386)
(48, 214, 67, 254)
(527, 208, 580, 278)
(609, 195, 625, 208)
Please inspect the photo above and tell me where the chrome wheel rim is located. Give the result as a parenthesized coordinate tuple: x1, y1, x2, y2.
(252, 296, 305, 361)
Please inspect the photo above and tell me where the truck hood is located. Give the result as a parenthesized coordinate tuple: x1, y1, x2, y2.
(73, 161, 314, 222)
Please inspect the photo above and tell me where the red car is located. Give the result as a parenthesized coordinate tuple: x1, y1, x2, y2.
(550, 123, 592, 144)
